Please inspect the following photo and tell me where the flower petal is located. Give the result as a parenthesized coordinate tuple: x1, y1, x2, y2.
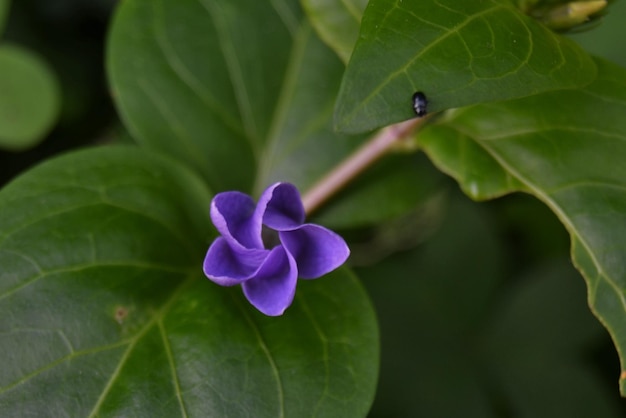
(242, 246, 298, 316)
(256, 182, 305, 231)
(203, 237, 268, 286)
(211, 191, 263, 250)
(280, 224, 350, 279)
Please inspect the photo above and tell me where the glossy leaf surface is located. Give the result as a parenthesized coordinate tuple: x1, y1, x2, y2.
(419, 57, 626, 395)
(0, 147, 379, 417)
(334, 0, 597, 133)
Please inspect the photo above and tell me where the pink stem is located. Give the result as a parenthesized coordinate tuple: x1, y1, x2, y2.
(302, 118, 424, 215)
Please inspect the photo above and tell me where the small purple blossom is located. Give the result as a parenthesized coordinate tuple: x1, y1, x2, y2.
(203, 182, 350, 316)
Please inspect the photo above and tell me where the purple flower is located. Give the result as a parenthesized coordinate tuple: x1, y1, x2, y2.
(203, 182, 350, 316)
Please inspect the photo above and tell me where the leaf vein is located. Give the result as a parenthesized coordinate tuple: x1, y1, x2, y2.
(343, 4, 505, 123)
(0, 262, 190, 302)
(232, 294, 285, 418)
(197, 0, 260, 149)
(298, 294, 330, 417)
(255, 21, 309, 193)
(270, 0, 299, 36)
(136, 77, 208, 170)
(87, 276, 196, 417)
(159, 320, 188, 418)
(0, 340, 129, 395)
(151, 0, 245, 136)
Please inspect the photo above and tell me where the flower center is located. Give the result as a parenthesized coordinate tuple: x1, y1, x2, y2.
(261, 225, 281, 249)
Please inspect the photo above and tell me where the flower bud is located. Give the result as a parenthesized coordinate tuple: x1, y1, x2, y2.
(540, 1, 608, 31)
(518, 0, 609, 32)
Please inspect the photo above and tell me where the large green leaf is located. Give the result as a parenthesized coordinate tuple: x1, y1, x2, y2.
(107, 0, 272, 192)
(0, 147, 379, 417)
(0, 44, 60, 151)
(419, 57, 626, 395)
(108, 0, 434, 228)
(334, 0, 597, 133)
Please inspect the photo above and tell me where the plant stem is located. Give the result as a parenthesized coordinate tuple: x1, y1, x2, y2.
(302, 117, 426, 215)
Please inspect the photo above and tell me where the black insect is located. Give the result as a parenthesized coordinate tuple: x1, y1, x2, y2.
(412, 91, 428, 117)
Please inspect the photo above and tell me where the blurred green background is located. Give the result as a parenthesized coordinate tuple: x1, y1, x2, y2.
(0, 0, 116, 186)
(1, 0, 625, 416)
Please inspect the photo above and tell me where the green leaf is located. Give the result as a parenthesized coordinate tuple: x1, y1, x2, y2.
(334, 0, 597, 133)
(252, 22, 444, 226)
(0, 147, 379, 417)
(411, 115, 527, 200)
(251, 22, 357, 193)
(301, 0, 368, 63)
(419, 57, 626, 395)
(108, 0, 299, 192)
(0, 44, 60, 151)
(108, 0, 432, 228)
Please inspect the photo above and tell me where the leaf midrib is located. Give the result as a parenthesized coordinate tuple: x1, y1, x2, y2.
(151, 0, 244, 136)
(254, 21, 311, 195)
(233, 293, 286, 418)
(198, 0, 260, 153)
(87, 275, 196, 418)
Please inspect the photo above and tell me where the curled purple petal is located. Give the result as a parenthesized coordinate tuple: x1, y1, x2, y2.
(280, 224, 350, 279)
(211, 191, 263, 250)
(256, 183, 305, 231)
(203, 182, 350, 316)
(242, 246, 298, 316)
(203, 237, 268, 286)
